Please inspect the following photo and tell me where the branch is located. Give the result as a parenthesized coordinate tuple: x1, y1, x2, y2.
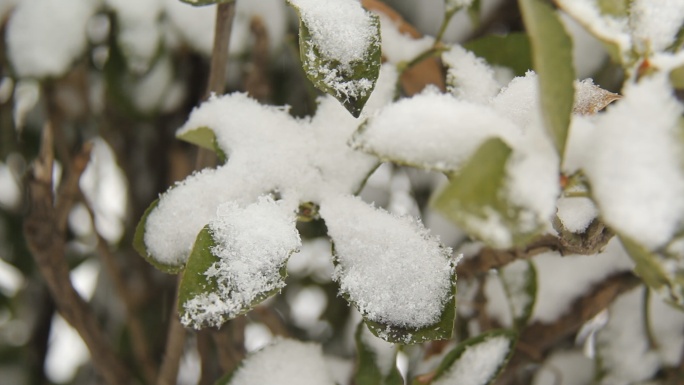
(157, 275, 187, 385)
(23, 123, 131, 385)
(457, 219, 614, 280)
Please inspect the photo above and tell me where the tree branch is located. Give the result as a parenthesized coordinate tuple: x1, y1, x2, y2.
(23, 123, 131, 385)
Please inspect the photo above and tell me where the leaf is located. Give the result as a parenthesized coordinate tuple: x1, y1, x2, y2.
(620, 235, 684, 308)
(361, 278, 456, 345)
(133, 198, 184, 274)
(355, 323, 403, 385)
(462, 33, 532, 77)
(320, 195, 457, 344)
(432, 138, 543, 249)
(519, 0, 576, 157)
(178, 198, 301, 329)
(176, 126, 228, 162)
(597, 0, 631, 17)
(431, 330, 517, 385)
(670, 65, 684, 89)
(499, 260, 537, 330)
(178, 0, 233, 6)
(289, 0, 382, 117)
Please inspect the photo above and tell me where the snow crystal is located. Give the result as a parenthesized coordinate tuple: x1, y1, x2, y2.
(360, 323, 397, 376)
(630, 0, 684, 53)
(229, 339, 336, 385)
(289, 0, 376, 66)
(320, 194, 455, 329)
(432, 335, 511, 385)
(580, 74, 684, 249)
(353, 89, 517, 172)
(377, 14, 434, 64)
(531, 239, 634, 323)
(442, 45, 501, 104)
(7, 0, 97, 78)
(556, 197, 598, 233)
(180, 197, 301, 328)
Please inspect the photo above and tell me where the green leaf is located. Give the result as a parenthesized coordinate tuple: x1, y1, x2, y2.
(354, 323, 403, 385)
(133, 198, 184, 274)
(620, 235, 684, 308)
(431, 329, 517, 385)
(519, 0, 576, 157)
(176, 126, 228, 163)
(178, 0, 233, 6)
(499, 260, 537, 330)
(289, 1, 382, 117)
(670, 65, 684, 89)
(597, 0, 631, 17)
(178, 226, 292, 328)
(432, 138, 543, 249)
(363, 276, 455, 345)
(463, 33, 532, 77)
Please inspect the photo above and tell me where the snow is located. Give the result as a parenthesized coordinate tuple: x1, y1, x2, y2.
(353, 88, 517, 172)
(377, 14, 434, 64)
(442, 45, 501, 104)
(630, 0, 684, 53)
(596, 287, 661, 384)
(286, 238, 335, 282)
(289, 0, 380, 100)
(556, 197, 598, 233)
(580, 74, 684, 249)
(500, 260, 535, 323)
(432, 335, 511, 385)
(180, 197, 301, 328)
(320, 194, 456, 330)
(7, 0, 97, 78)
(560, 12, 608, 79)
(145, 66, 397, 267)
(80, 138, 128, 244)
(531, 239, 634, 323)
(0, 161, 21, 210)
(163, 0, 287, 57)
(229, 339, 336, 385)
(532, 350, 594, 385)
(289, 0, 376, 66)
(106, 0, 162, 72)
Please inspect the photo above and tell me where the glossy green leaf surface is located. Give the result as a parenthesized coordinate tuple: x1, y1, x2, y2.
(463, 33, 532, 77)
(519, 0, 575, 157)
(432, 138, 543, 248)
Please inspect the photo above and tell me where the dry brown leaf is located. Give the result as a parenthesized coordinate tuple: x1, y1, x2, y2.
(573, 80, 621, 115)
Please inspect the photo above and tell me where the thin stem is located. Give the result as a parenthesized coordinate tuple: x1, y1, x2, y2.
(435, 10, 457, 45)
(642, 287, 659, 350)
(156, 275, 187, 385)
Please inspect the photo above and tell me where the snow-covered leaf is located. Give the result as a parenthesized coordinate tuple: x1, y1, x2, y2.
(321, 195, 457, 344)
(354, 322, 403, 385)
(442, 45, 500, 104)
(218, 339, 337, 385)
(133, 198, 183, 274)
(462, 33, 532, 77)
(432, 138, 543, 249)
(288, 0, 382, 117)
(573, 79, 621, 115)
(519, 0, 575, 157)
(500, 260, 537, 330)
(431, 329, 517, 385)
(178, 197, 301, 329)
(352, 90, 516, 173)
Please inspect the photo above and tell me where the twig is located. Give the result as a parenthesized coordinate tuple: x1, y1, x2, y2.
(81, 196, 158, 384)
(244, 16, 271, 101)
(498, 272, 640, 385)
(157, 275, 187, 385)
(23, 123, 131, 385)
